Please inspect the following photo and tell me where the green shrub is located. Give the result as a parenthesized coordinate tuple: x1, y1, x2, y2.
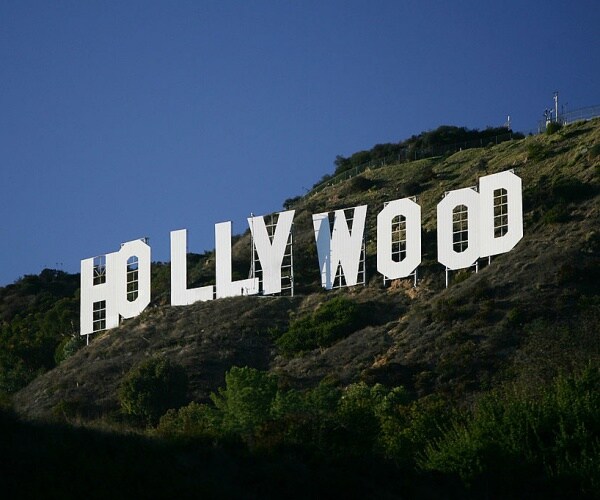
(422, 366, 600, 495)
(54, 334, 85, 364)
(474, 158, 487, 171)
(331, 382, 389, 455)
(52, 398, 84, 421)
(452, 269, 471, 285)
(412, 164, 435, 185)
(157, 367, 281, 444)
(0, 353, 36, 394)
(283, 195, 302, 210)
(119, 356, 188, 426)
(399, 180, 423, 197)
(527, 142, 546, 161)
(276, 297, 368, 356)
(551, 177, 597, 203)
(0, 270, 80, 389)
(546, 121, 563, 135)
(432, 298, 473, 323)
(526, 177, 596, 224)
(348, 175, 375, 191)
(379, 394, 450, 467)
(542, 202, 570, 223)
(506, 307, 524, 326)
(156, 402, 221, 440)
(210, 366, 277, 437)
(153, 367, 455, 473)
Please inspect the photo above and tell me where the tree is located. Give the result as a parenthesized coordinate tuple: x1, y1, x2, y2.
(119, 356, 188, 426)
(210, 366, 277, 437)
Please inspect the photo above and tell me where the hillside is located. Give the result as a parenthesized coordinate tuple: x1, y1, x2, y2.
(2, 119, 600, 497)
(11, 119, 600, 416)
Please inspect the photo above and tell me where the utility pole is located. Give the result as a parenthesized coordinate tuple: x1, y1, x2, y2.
(553, 91, 559, 123)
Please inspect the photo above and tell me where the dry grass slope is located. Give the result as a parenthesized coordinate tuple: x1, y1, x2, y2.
(13, 119, 600, 420)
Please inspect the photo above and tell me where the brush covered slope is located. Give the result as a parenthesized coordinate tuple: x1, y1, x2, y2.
(1, 120, 599, 498)
(10, 119, 600, 418)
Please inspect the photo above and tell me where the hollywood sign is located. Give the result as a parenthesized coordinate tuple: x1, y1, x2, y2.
(80, 170, 522, 336)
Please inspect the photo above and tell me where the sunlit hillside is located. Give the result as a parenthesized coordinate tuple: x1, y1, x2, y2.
(2, 120, 599, 498)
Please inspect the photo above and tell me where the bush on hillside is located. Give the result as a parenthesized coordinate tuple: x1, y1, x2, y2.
(551, 177, 597, 203)
(332, 125, 515, 176)
(210, 366, 277, 437)
(119, 356, 188, 426)
(546, 121, 563, 135)
(527, 142, 547, 161)
(347, 175, 375, 192)
(54, 334, 85, 364)
(153, 362, 600, 497)
(275, 297, 368, 356)
(157, 401, 221, 440)
(283, 195, 302, 210)
(421, 365, 600, 495)
(0, 353, 36, 394)
(0, 270, 79, 392)
(525, 175, 597, 224)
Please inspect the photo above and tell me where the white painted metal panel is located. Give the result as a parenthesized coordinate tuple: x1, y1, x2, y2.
(248, 210, 295, 295)
(312, 205, 367, 289)
(80, 238, 151, 335)
(215, 221, 259, 298)
(437, 188, 480, 270)
(81, 253, 118, 335)
(377, 198, 421, 279)
(116, 239, 151, 319)
(312, 212, 332, 288)
(170, 229, 214, 305)
(479, 171, 523, 258)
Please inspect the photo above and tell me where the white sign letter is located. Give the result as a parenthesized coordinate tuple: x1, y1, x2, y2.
(215, 221, 259, 298)
(312, 205, 367, 290)
(248, 210, 295, 295)
(437, 171, 523, 271)
(437, 188, 480, 270)
(377, 198, 421, 280)
(478, 170, 523, 258)
(80, 238, 151, 336)
(170, 229, 214, 305)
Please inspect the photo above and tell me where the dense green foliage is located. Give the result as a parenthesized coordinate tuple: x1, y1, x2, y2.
(0, 405, 453, 499)
(155, 365, 600, 497)
(332, 125, 519, 176)
(157, 366, 450, 465)
(275, 296, 369, 356)
(53, 333, 86, 364)
(422, 365, 600, 496)
(119, 356, 189, 425)
(211, 366, 278, 437)
(0, 269, 79, 394)
(3, 365, 599, 497)
(524, 174, 598, 224)
(546, 121, 563, 135)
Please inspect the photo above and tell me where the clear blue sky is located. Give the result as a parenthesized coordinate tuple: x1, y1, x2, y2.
(1, 1, 598, 286)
